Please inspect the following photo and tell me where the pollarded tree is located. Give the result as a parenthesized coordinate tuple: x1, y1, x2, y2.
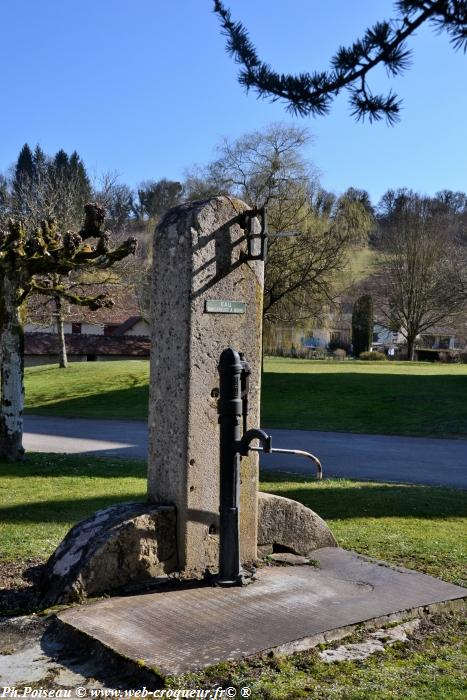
(10, 145, 100, 369)
(0, 204, 137, 460)
(352, 294, 374, 357)
(214, 1, 467, 122)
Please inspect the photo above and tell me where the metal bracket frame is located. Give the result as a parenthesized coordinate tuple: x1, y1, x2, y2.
(241, 207, 268, 261)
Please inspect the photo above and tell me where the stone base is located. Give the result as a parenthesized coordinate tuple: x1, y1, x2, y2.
(41, 494, 337, 605)
(41, 502, 177, 607)
(56, 547, 467, 678)
(258, 491, 337, 555)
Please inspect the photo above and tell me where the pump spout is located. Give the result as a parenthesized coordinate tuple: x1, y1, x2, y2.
(250, 446, 323, 480)
(236, 428, 272, 457)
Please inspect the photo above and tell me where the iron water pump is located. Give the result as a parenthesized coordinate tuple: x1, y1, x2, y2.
(217, 347, 323, 586)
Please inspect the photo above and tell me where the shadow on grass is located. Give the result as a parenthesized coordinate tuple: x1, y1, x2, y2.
(0, 494, 147, 524)
(259, 472, 467, 519)
(0, 453, 146, 478)
(1, 479, 465, 524)
(25, 385, 149, 420)
(262, 371, 467, 436)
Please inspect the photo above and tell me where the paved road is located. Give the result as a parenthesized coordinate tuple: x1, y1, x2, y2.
(23, 415, 467, 488)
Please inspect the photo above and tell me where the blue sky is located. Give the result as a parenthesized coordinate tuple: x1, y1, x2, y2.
(1, 0, 466, 205)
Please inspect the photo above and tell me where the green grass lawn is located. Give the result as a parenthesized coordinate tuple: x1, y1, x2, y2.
(0, 453, 146, 562)
(24, 360, 149, 420)
(262, 357, 467, 436)
(0, 454, 465, 698)
(0, 456, 465, 587)
(25, 358, 467, 437)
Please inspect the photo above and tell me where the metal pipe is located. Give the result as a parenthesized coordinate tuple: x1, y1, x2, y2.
(250, 446, 323, 480)
(217, 348, 244, 586)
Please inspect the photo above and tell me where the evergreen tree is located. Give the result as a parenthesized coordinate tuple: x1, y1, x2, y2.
(53, 149, 70, 177)
(11, 144, 93, 229)
(69, 151, 92, 222)
(352, 295, 374, 357)
(135, 179, 183, 221)
(0, 175, 9, 224)
(14, 143, 34, 182)
(32, 145, 48, 178)
(12, 144, 34, 214)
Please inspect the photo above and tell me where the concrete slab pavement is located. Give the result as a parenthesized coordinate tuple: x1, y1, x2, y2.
(57, 547, 466, 677)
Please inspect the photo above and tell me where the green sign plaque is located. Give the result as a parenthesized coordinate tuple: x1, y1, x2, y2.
(205, 299, 246, 314)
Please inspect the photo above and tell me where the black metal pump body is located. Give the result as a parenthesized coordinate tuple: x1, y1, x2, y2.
(217, 348, 271, 586)
(217, 348, 244, 586)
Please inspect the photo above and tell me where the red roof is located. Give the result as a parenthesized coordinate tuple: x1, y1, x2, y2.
(24, 333, 150, 357)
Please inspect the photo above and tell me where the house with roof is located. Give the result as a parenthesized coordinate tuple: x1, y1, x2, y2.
(23, 290, 151, 366)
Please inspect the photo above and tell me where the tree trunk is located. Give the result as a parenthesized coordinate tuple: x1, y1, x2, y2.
(55, 297, 68, 369)
(0, 268, 25, 460)
(407, 336, 416, 361)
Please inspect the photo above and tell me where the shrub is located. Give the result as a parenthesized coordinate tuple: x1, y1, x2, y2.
(359, 350, 387, 361)
(416, 348, 460, 363)
(265, 346, 328, 360)
(333, 348, 347, 361)
(312, 347, 327, 360)
(438, 350, 460, 363)
(415, 348, 440, 362)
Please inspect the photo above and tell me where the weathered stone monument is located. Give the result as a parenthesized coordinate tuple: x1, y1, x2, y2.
(147, 196, 264, 577)
(42, 195, 335, 604)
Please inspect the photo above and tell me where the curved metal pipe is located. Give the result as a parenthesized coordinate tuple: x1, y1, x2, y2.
(250, 445, 323, 480)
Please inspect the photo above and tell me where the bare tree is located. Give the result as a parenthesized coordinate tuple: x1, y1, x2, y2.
(93, 171, 135, 232)
(0, 204, 137, 460)
(185, 123, 315, 231)
(375, 191, 466, 360)
(185, 124, 373, 322)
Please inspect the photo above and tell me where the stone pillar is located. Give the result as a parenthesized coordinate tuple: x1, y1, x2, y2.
(148, 197, 264, 578)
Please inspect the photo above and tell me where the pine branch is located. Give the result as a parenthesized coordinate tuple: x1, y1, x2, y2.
(213, 0, 467, 121)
